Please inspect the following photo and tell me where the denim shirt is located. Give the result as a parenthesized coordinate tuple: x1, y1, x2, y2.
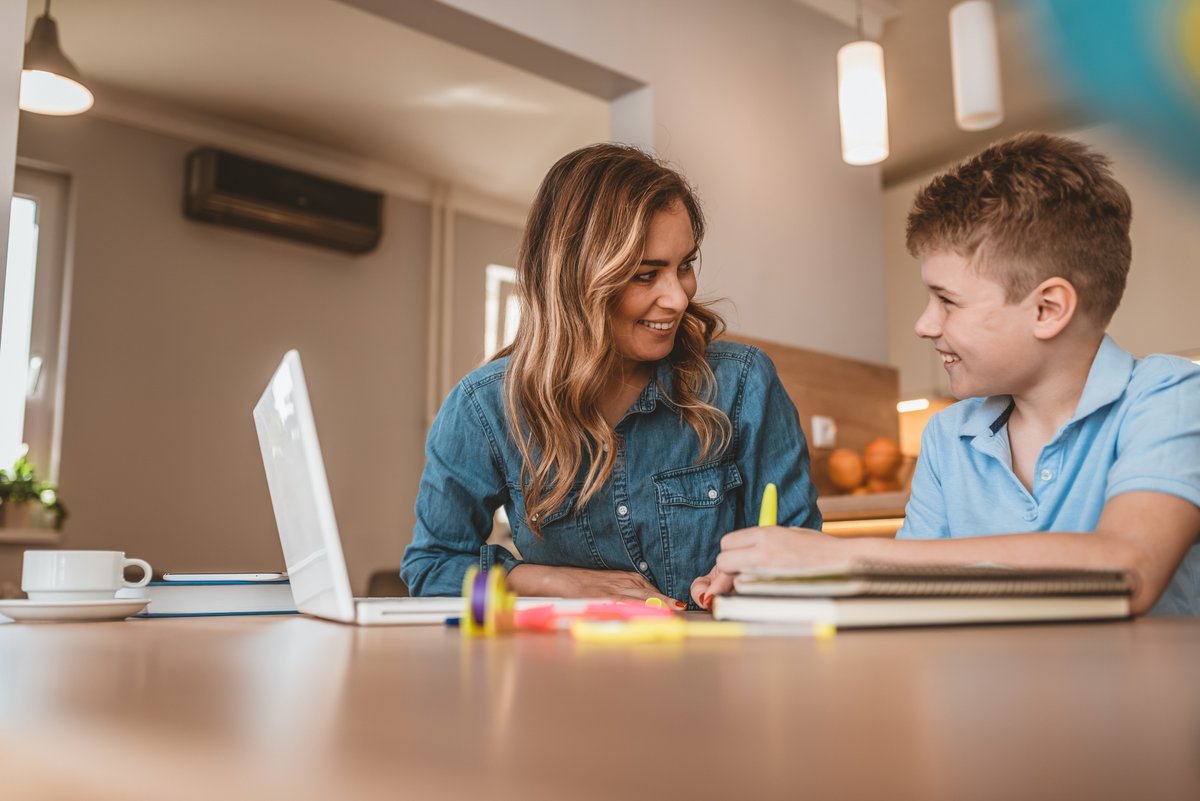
(401, 341, 821, 603)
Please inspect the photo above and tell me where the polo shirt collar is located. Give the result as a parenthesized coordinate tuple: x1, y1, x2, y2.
(957, 335, 1134, 439)
(960, 395, 1016, 439)
(1071, 335, 1134, 422)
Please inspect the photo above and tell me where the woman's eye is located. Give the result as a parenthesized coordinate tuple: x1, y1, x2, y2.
(938, 295, 954, 306)
(633, 271, 656, 283)
(680, 260, 696, 274)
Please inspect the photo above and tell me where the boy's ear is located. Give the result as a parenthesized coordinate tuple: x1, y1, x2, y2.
(1030, 277, 1078, 340)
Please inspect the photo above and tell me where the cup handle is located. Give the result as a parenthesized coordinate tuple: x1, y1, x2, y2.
(122, 558, 153, 588)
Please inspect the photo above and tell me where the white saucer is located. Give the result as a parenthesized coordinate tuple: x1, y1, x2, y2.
(0, 597, 150, 623)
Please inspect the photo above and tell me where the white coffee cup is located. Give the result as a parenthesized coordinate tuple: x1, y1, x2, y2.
(22, 550, 153, 602)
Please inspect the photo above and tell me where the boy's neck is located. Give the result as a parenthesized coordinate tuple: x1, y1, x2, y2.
(1008, 333, 1104, 437)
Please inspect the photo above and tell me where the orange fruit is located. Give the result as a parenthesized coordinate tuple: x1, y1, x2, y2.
(863, 437, 902, 479)
(827, 448, 865, 492)
(867, 476, 902, 494)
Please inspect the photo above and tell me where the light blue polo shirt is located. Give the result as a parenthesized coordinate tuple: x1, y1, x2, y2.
(898, 336, 1200, 615)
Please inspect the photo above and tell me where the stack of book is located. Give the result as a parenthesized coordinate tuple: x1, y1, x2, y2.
(117, 572, 298, 617)
(711, 563, 1133, 628)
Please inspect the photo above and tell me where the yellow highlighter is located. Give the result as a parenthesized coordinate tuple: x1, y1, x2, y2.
(758, 482, 778, 527)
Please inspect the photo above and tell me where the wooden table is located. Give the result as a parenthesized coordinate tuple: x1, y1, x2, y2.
(1, 615, 1197, 801)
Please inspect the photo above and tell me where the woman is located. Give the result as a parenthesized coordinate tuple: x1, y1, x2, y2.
(401, 143, 820, 607)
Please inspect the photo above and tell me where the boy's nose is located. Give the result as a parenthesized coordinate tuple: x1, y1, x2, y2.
(914, 300, 941, 338)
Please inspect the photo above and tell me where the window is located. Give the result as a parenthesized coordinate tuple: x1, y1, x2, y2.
(483, 264, 519, 360)
(1, 166, 71, 480)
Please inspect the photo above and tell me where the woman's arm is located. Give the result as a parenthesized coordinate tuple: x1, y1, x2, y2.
(506, 563, 679, 604)
(401, 382, 510, 596)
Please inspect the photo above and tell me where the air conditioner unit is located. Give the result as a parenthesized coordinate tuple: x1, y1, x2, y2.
(184, 148, 383, 254)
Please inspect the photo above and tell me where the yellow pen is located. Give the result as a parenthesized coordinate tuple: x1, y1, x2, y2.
(758, 482, 777, 527)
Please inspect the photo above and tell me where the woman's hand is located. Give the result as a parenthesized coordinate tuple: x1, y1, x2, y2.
(690, 565, 736, 610)
(507, 563, 680, 606)
(715, 526, 861, 575)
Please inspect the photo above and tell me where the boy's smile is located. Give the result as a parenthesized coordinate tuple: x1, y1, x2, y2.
(915, 251, 1039, 400)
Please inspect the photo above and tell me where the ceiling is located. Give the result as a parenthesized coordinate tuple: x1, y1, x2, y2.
(25, 0, 1081, 199)
(794, 0, 1085, 184)
(875, 0, 1086, 185)
(23, 0, 610, 204)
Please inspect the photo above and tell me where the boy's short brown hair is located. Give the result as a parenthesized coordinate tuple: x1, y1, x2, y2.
(906, 132, 1132, 324)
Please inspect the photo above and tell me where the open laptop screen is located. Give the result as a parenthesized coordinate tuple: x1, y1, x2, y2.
(253, 350, 357, 622)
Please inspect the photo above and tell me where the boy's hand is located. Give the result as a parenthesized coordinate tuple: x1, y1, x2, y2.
(715, 526, 856, 575)
(690, 565, 735, 609)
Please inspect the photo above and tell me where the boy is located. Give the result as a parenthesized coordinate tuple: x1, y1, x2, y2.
(693, 133, 1200, 615)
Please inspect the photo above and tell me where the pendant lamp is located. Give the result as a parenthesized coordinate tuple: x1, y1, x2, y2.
(20, 0, 94, 116)
(949, 1, 1003, 131)
(837, 1, 890, 166)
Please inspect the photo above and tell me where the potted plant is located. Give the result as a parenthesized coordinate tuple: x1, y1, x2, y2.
(0, 456, 68, 530)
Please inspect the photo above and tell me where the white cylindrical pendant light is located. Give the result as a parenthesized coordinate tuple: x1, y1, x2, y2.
(837, 39, 890, 166)
(949, 0, 1003, 131)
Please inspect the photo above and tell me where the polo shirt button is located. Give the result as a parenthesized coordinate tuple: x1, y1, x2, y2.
(1040, 469, 1053, 481)
(638, 561, 649, 572)
(617, 505, 629, 516)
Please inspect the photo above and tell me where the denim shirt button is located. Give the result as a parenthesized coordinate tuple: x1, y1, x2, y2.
(617, 505, 629, 516)
(530, 513, 539, 522)
(638, 561, 649, 572)
(707, 488, 718, 499)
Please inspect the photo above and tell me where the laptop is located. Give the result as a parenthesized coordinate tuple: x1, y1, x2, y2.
(253, 350, 463, 625)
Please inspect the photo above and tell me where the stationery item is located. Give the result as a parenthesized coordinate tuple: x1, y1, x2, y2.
(0, 597, 150, 623)
(21, 550, 152, 601)
(116, 577, 299, 617)
(714, 563, 1133, 628)
(569, 618, 830, 644)
(758, 482, 777, 526)
(461, 565, 674, 636)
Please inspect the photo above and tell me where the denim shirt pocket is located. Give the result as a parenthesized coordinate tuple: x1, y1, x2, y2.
(652, 460, 744, 593)
(509, 482, 606, 569)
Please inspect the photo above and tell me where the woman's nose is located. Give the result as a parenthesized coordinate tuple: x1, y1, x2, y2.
(656, 274, 689, 311)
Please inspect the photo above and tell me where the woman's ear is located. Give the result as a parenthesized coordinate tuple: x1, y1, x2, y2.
(1031, 277, 1078, 340)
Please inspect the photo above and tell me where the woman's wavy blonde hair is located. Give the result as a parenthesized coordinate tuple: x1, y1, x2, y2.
(497, 143, 731, 535)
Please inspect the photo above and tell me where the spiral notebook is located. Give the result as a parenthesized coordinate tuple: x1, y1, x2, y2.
(713, 563, 1133, 628)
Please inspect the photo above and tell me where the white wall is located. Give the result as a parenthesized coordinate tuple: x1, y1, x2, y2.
(10, 112, 435, 593)
(450, 213, 521, 382)
(885, 125, 1200, 399)
(420, 0, 890, 364)
(0, 2, 27, 329)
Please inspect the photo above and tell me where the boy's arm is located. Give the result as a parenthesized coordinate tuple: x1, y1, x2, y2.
(717, 491, 1199, 615)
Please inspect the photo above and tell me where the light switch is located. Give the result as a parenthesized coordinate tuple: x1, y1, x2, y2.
(811, 415, 837, 448)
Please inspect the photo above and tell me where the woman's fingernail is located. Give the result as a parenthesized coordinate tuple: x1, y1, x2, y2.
(675, 601, 686, 609)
